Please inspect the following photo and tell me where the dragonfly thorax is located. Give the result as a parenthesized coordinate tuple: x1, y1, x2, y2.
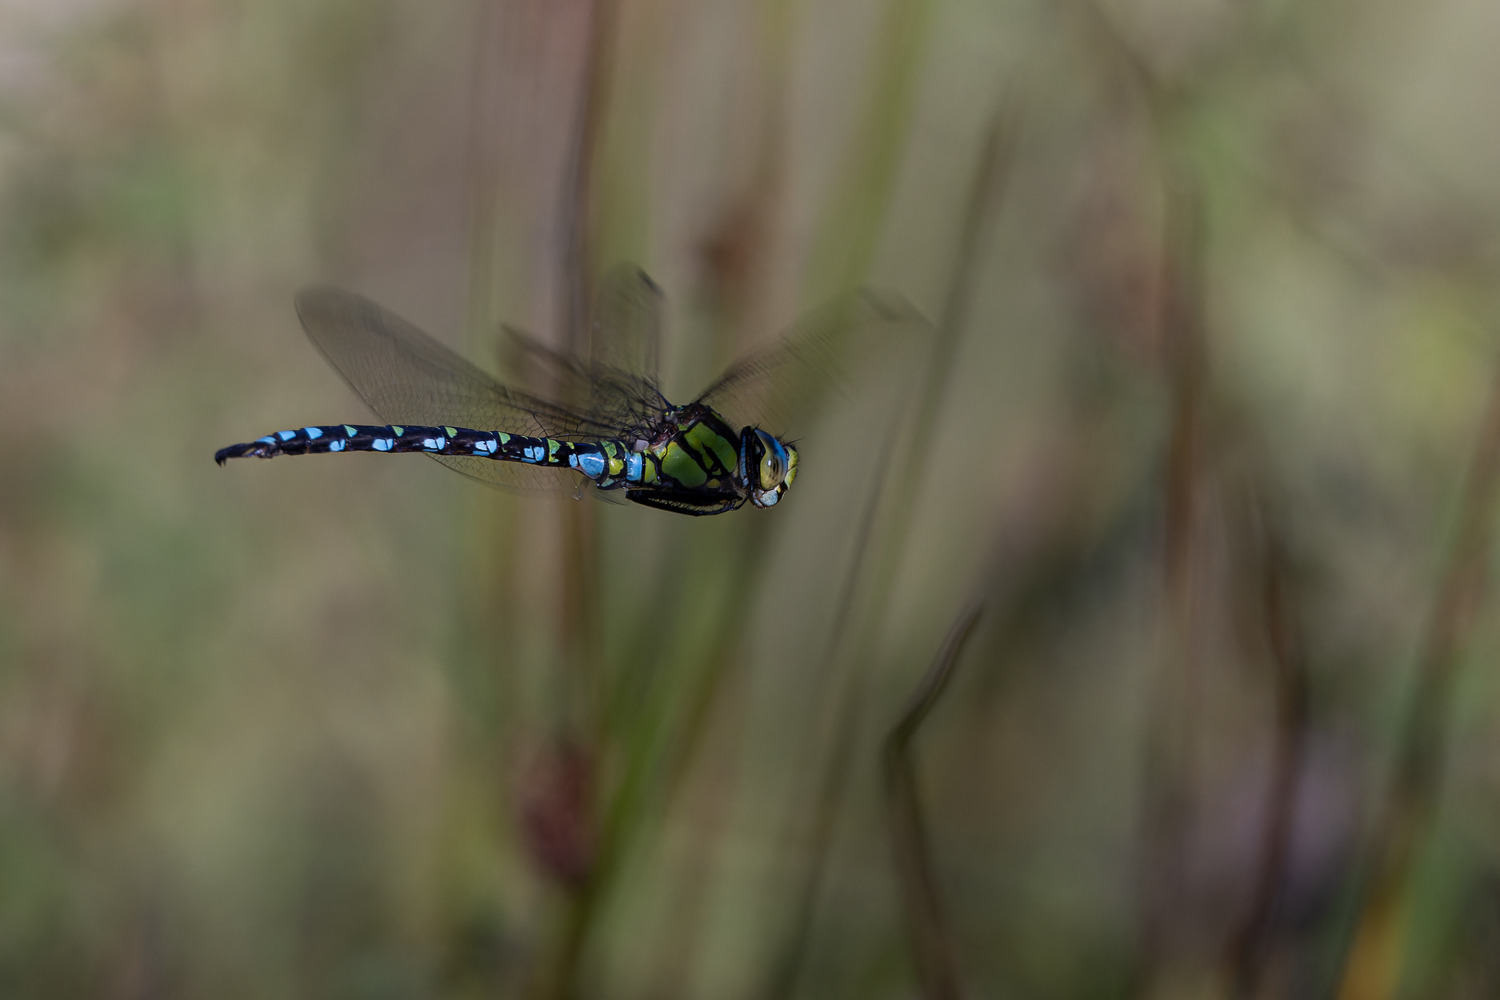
(608, 405, 797, 515)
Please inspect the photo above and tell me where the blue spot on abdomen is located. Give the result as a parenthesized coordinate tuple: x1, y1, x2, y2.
(576, 453, 606, 478)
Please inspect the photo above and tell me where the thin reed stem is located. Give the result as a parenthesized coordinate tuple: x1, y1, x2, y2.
(760, 100, 1020, 998)
(1224, 500, 1311, 998)
(532, 3, 618, 998)
(1132, 163, 1210, 996)
(1334, 335, 1500, 1000)
(803, 0, 939, 303)
(883, 604, 983, 1000)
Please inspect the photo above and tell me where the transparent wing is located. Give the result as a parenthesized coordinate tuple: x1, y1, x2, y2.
(504, 328, 669, 442)
(296, 286, 627, 440)
(693, 290, 930, 436)
(587, 264, 662, 383)
(502, 265, 670, 440)
(426, 455, 583, 496)
(295, 286, 619, 496)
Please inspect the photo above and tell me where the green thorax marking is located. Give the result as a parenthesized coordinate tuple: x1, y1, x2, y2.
(683, 421, 737, 475)
(652, 409, 741, 490)
(660, 441, 706, 487)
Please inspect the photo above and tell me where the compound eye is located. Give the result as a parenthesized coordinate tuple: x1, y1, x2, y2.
(753, 429, 785, 488)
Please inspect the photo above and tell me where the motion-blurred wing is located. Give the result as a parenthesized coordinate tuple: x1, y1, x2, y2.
(693, 290, 929, 437)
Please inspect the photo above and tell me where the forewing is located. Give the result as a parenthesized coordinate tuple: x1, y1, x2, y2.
(295, 286, 617, 496)
(296, 286, 618, 440)
(694, 290, 929, 436)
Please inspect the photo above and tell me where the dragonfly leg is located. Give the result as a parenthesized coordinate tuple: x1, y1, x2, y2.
(624, 490, 745, 516)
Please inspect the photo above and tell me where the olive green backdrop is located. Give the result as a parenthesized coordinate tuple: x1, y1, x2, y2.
(2, 1, 1500, 998)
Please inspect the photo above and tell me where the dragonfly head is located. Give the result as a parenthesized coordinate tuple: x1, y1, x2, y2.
(741, 427, 798, 508)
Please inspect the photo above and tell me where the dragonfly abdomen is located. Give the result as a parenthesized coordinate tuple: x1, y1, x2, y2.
(214, 423, 659, 489)
(216, 423, 503, 463)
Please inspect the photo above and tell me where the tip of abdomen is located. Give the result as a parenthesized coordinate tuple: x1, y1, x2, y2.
(215, 441, 270, 464)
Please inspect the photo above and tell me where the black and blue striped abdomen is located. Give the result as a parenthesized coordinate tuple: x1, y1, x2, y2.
(214, 423, 658, 489)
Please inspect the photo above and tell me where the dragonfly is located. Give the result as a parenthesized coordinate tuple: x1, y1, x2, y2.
(216, 269, 832, 516)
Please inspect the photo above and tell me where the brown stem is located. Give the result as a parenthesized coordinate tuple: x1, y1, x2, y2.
(561, 0, 618, 351)
(1225, 506, 1310, 997)
(1135, 165, 1207, 990)
(532, 3, 618, 998)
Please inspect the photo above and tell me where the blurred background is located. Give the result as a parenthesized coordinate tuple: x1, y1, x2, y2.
(3, 0, 1500, 997)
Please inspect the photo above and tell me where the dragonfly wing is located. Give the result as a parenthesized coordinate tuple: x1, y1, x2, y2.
(693, 290, 929, 436)
(296, 286, 622, 441)
(504, 328, 668, 442)
(427, 455, 601, 497)
(501, 266, 669, 439)
(295, 286, 626, 495)
(429, 457, 628, 504)
(588, 264, 662, 383)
